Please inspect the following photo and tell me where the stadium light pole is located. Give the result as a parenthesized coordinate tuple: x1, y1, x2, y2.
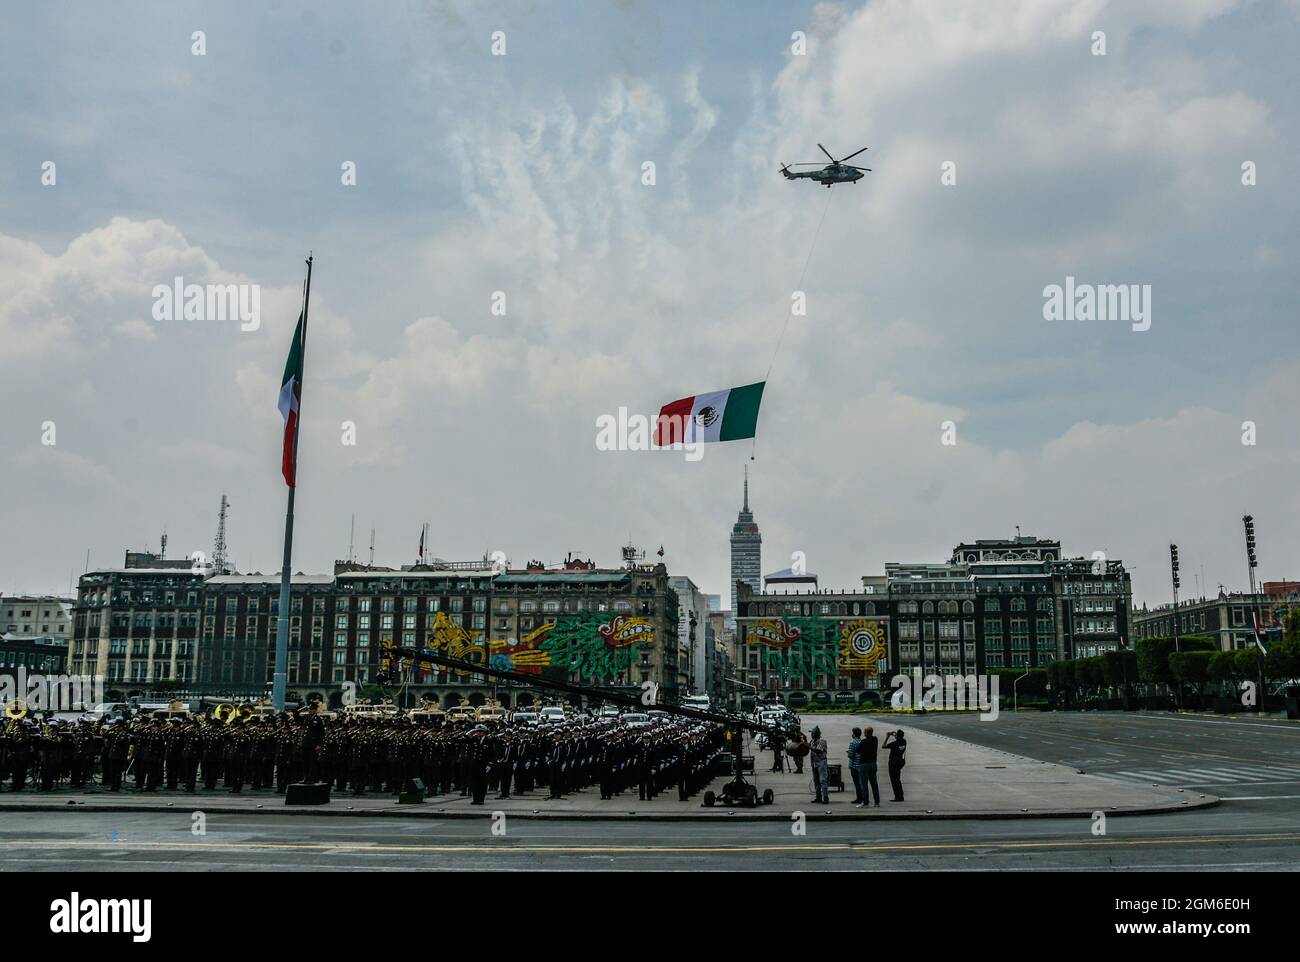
(1170, 544, 1183, 711)
(1244, 515, 1266, 715)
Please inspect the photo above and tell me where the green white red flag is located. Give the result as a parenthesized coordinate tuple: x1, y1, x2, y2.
(654, 381, 765, 447)
(277, 311, 305, 487)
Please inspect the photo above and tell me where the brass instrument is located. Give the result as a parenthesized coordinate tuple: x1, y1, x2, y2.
(212, 703, 236, 724)
(4, 699, 28, 720)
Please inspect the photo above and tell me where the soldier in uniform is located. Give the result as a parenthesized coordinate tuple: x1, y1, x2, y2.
(637, 732, 654, 801)
(494, 730, 515, 799)
(71, 719, 101, 789)
(200, 716, 224, 789)
(179, 718, 202, 793)
(164, 718, 186, 790)
(102, 720, 129, 792)
(348, 719, 372, 796)
(468, 727, 491, 805)
(302, 705, 326, 783)
(7, 719, 35, 791)
(274, 715, 299, 792)
(223, 717, 249, 793)
(132, 718, 156, 792)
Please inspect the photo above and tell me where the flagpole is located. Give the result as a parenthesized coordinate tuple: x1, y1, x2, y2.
(273, 253, 313, 711)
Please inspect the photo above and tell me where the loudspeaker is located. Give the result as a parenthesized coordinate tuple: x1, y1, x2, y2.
(285, 781, 331, 805)
(398, 777, 425, 804)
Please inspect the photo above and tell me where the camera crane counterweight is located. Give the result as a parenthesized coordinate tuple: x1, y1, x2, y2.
(377, 643, 801, 808)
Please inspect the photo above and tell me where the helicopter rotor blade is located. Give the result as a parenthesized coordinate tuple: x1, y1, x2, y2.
(846, 165, 872, 172)
(839, 146, 869, 163)
(817, 143, 836, 163)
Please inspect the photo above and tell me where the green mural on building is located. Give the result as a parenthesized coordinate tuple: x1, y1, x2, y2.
(755, 617, 838, 682)
(539, 610, 655, 681)
(751, 616, 888, 683)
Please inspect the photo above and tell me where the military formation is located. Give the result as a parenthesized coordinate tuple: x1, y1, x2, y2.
(0, 710, 731, 806)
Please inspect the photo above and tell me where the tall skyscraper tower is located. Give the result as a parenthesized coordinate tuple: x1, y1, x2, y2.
(730, 466, 762, 611)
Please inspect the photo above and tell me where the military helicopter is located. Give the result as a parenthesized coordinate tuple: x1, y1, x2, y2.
(781, 143, 871, 187)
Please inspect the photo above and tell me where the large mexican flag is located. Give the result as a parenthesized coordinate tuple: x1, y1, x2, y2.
(277, 311, 305, 487)
(654, 381, 765, 447)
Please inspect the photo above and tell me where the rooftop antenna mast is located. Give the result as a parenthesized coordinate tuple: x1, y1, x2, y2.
(369, 526, 375, 567)
(160, 526, 168, 560)
(212, 493, 230, 574)
(348, 514, 356, 564)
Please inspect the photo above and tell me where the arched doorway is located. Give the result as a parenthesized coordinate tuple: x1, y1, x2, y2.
(515, 692, 535, 707)
(443, 692, 463, 708)
(787, 691, 809, 709)
(467, 691, 487, 707)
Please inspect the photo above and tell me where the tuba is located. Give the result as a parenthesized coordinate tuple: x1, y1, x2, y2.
(234, 703, 255, 723)
(212, 703, 236, 724)
(4, 699, 29, 720)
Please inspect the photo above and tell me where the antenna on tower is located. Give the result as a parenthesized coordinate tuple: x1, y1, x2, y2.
(160, 526, 168, 560)
(212, 494, 230, 575)
(348, 514, 356, 564)
(369, 525, 375, 567)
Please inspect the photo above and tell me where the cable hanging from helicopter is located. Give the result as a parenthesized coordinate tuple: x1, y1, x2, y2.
(650, 141, 869, 464)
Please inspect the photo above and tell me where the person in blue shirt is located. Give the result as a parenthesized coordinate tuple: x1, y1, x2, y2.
(846, 727, 863, 804)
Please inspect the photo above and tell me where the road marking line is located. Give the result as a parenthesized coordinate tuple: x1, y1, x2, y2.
(1220, 794, 1300, 800)
(1124, 715, 1300, 734)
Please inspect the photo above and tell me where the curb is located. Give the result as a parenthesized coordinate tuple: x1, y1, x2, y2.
(0, 793, 1218, 822)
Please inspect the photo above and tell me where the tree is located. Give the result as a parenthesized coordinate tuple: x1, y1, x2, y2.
(1136, 638, 1176, 687)
(1283, 608, 1300, 645)
(1169, 651, 1212, 698)
(1077, 657, 1106, 696)
(1103, 648, 1138, 703)
(1232, 649, 1258, 682)
(1207, 651, 1238, 689)
(1265, 638, 1300, 683)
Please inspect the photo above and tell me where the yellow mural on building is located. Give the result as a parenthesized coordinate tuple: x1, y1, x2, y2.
(837, 618, 886, 675)
(429, 611, 484, 662)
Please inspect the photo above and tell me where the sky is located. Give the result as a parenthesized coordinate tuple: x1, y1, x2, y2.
(2, 0, 1298, 607)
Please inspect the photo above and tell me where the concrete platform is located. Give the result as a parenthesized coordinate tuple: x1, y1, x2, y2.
(0, 713, 1217, 821)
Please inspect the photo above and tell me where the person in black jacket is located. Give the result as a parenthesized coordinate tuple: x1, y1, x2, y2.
(883, 729, 906, 802)
(858, 726, 881, 807)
